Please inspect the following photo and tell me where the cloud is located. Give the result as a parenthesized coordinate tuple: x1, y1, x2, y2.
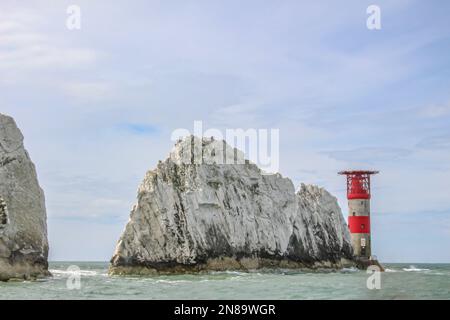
(323, 147, 412, 163)
(0, 8, 98, 75)
(419, 100, 450, 118)
(416, 135, 450, 150)
(63, 82, 114, 101)
(48, 219, 124, 261)
(39, 169, 137, 222)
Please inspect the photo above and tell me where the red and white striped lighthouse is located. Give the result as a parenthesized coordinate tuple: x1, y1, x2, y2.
(338, 170, 379, 259)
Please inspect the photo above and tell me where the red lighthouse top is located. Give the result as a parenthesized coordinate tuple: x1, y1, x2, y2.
(338, 170, 379, 200)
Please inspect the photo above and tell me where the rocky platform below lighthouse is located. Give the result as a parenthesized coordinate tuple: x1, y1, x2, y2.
(110, 136, 356, 275)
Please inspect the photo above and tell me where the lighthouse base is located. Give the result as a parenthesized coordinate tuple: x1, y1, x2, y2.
(355, 257, 385, 272)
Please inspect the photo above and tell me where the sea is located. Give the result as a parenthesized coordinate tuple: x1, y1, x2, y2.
(1, 262, 449, 300)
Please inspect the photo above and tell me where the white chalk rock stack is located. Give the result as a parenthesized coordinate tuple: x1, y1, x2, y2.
(0, 114, 49, 281)
(110, 136, 353, 275)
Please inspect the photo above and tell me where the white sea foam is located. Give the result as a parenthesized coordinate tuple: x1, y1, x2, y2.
(155, 279, 190, 284)
(209, 270, 248, 277)
(402, 265, 430, 272)
(50, 269, 100, 277)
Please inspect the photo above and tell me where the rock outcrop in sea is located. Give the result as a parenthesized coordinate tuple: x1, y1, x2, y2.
(110, 136, 354, 275)
(0, 114, 49, 281)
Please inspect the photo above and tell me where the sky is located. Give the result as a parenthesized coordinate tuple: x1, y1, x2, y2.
(0, 0, 449, 262)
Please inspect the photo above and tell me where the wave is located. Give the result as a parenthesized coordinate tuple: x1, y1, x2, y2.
(402, 265, 430, 272)
(50, 269, 105, 277)
(155, 279, 193, 284)
(209, 270, 248, 276)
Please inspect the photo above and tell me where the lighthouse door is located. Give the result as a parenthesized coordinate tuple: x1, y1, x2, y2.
(360, 238, 366, 256)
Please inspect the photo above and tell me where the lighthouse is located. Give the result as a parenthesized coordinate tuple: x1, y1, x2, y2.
(338, 170, 379, 260)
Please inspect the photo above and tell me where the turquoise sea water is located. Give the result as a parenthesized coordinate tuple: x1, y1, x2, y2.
(0, 262, 449, 299)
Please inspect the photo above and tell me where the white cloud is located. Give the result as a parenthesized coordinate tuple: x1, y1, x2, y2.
(419, 100, 450, 118)
(416, 135, 450, 150)
(63, 82, 115, 101)
(323, 147, 412, 164)
(0, 8, 98, 74)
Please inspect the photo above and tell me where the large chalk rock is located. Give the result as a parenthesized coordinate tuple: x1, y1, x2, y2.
(0, 114, 49, 281)
(110, 136, 353, 275)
